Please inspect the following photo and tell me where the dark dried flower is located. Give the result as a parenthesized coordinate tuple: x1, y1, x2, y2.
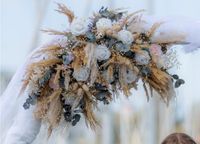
(79, 98, 85, 110)
(95, 91, 110, 103)
(141, 66, 151, 77)
(124, 50, 135, 58)
(59, 74, 65, 88)
(63, 104, 71, 112)
(64, 111, 72, 122)
(94, 83, 107, 91)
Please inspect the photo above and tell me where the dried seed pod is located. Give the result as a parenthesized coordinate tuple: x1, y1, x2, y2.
(64, 112, 72, 122)
(73, 114, 81, 123)
(172, 74, 179, 80)
(175, 80, 181, 88)
(23, 102, 30, 110)
(175, 79, 185, 88)
(72, 120, 77, 126)
(179, 79, 185, 84)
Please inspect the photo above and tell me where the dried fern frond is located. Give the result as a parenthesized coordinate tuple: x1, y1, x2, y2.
(146, 67, 175, 104)
(83, 94, 99, 130)
(19, 66, 35, 95)
(56, 3, 74, 23)
(34, 85, 52, 119)
(29, 59, 62, 68)
(47, 99, 62, 136)
(35, 45, 62, 54)
(143, 80, 150, 101)
(42, 29, 69, 35)
(147, 22, 164, 37)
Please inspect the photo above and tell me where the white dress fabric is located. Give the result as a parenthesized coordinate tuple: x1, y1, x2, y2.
(0, 18, 200, 144)
(0, 36, 71, 144)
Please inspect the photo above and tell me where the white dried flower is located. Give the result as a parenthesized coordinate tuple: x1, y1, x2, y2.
(70, 18, 88, 36)
(124, 69, 137, 84)
(117, 30, 134, 45)
(155, 56, 166, 69)
(95, 45, 111, 61)
(135, 51, 151, 65)
(73, 67, 89, 81)
(96, 18, 112, 32)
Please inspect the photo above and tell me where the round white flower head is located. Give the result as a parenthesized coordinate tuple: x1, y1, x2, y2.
(117, 30, 134, 45)
(135, 51, 151, 65)
(95, 45, 111, 61)
(96, 18, 112, 32)
(73, 67, 89, 81)
(70, 18, 88, 36)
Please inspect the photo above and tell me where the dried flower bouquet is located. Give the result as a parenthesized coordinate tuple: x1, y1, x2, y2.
(20, 4, 186, 135)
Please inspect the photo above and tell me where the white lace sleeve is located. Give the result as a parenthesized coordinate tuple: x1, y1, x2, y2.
(0, 35, 69, 144)
(3, 105, 41, 144)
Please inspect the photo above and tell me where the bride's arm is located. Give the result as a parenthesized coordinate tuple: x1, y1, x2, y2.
(3, 105, 41, 144)
(2, 36, 68, 144)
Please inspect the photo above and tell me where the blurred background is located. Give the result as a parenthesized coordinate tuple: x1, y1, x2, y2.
(1, 0, 200, 144)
